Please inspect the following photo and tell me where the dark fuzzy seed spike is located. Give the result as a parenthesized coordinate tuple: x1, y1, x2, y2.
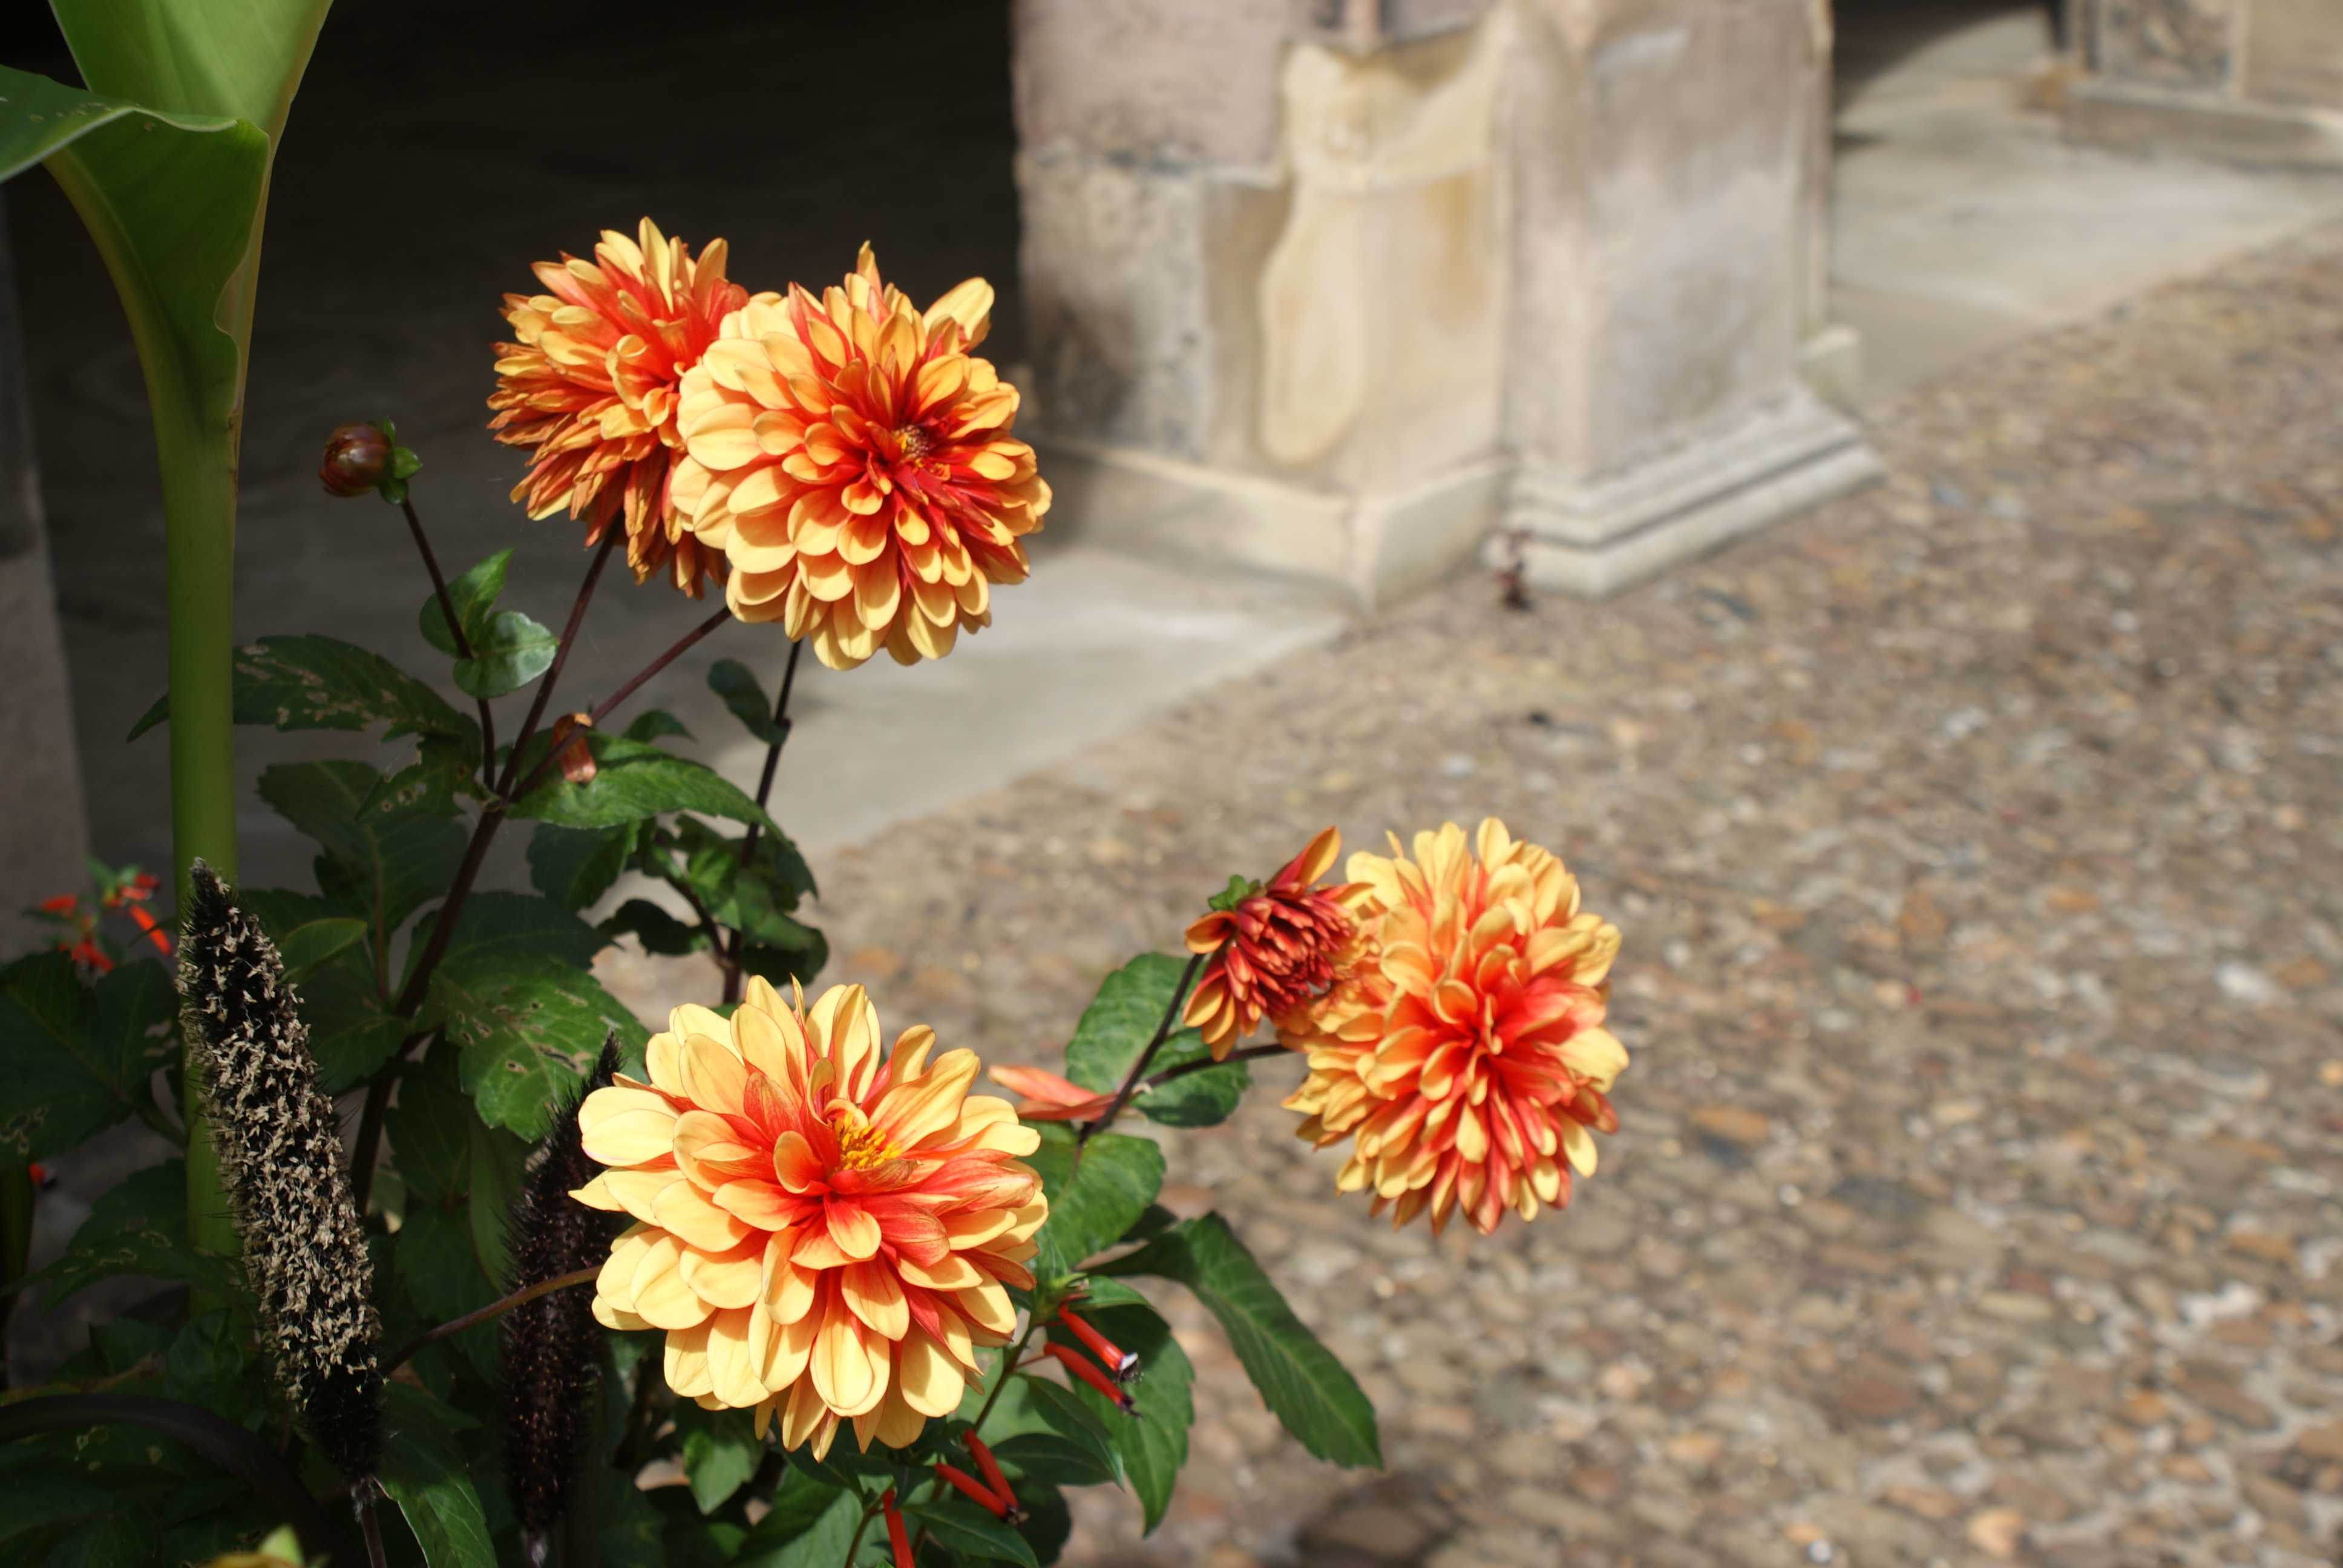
(179, 860, 383, 1485)
(500, 1034, 625, 1538)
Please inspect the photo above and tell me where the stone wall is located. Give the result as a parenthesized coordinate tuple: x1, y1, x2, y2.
(2071, 0, 2343, 163)
(1011, 0, 1876, 604)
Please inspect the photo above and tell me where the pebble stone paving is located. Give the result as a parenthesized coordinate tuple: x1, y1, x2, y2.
(606, 224, 2343, 1566)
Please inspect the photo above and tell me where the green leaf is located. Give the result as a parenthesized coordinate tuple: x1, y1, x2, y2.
(408, 890, 605, 978)
(511, 735, 778, 833)
(736, 933, 829, 991)
(1024, 1125, 1165, 1278)
(453, 609, 557, 699)
(258, 760, 467, 944)
(707, 659, 782, 745)
(129, 635, 476, 745)
(528, 823, 635, 912)
(383, 1050, 473, 1207)
(379, 1383, 496, 1568)
(1062, 955, 1245, 1129)
(427, 952, 648, 1139)
(15, 1160, 243, 1308)
(988, 1431, 1119, 1491)
(623, 709, 692, 743)
(418, 550, 510, 656)
(732, 1484, 860, 1568)
(677, 1406, 762, 1515)
(601, 898, 705, 957)
(274, 916, 368, 977)
(295, 961, 408, 1094)
(1041, 1279, 1191, 1532)
(465, 1116, 527, 1288)
(1098, 1214, 1380, 1468)
(0, 953, 175, 1163)
(364, 735, 482, 819)
(902, 1495, 1040, 1566)
(392, 1205, 497, 1383)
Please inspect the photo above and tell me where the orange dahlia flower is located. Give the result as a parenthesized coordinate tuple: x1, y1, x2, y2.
(572, 978, 1046, 1457)
(670, 244, 1049, 670)
(1182, 827, 1368, 1059)
(1283, 818, 1626, 1236)
(488, 218, 748, 595)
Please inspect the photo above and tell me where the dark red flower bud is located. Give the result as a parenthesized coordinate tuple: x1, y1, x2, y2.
(319, 422, 393, 497)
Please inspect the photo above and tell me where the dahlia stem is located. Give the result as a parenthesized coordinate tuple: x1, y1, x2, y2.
(583, 606, 730, 730)
(1142, 1042, 1285, 1094)
(1080, 952, 1205, 1145)
(497, 531, 618, 797)
(352, 535, 618, 1203)
(399, 492, 496, 785)
(507, 602, 730, 803)
(723, 638, 804, 1005)
(384, 1263, 599, 1374)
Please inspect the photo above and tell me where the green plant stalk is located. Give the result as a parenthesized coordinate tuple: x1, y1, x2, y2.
(155, 404, 242, 1274)
(47, 149, 248, 1278)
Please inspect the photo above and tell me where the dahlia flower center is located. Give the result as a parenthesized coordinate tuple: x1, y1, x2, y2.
(890, 423, 936, 465)
(828, 1109, 899, 1172)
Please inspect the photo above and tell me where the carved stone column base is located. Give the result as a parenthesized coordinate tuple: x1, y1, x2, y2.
(2068, 79, 2343, 168)
(1492, 393, 1882, 598)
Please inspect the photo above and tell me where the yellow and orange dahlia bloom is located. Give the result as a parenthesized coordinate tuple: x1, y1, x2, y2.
(572, 978, 1046, 1457)
(670, 244, 1049, 670)
(1283, 818, 1627, 1237)
(1182, 826, 1368, 1060)
(489, 218, 749, 595)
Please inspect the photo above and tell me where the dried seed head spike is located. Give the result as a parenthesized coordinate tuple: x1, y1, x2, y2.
(500, 1035, 625, 1541)
(179, 860, 383, 1485)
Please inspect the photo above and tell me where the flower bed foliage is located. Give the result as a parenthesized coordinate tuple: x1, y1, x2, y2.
(0, 16, 1630, 1567)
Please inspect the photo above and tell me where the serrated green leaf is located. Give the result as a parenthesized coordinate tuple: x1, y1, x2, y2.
(130, 634, 476, 745)
(707, 659, 782, 745)
(1040, 1281, 1191, 1532)
(1024, 1125, 1164, 1278)
(903, 1495, 1040, 1566)
(0, 954, 175, 1163)
(258, 760, 467, 945)
(511, 735, 777, 832)
(418, 550, 510, 656)
(527, 823, 635, 912)
(275, 916, 368, 977)
(1098, 1214, 1380, 1468)
(14, 1159, 243, 1308)
(454, 609, 557, 699)
(465, 1115, 526, 1288)
(1062, 955, 1245, 1129)
(427, 952, 647, 1139)
(379, 1383, 496, 1568)
(407, 890, 604, 980)
(364, 736, 482, 819)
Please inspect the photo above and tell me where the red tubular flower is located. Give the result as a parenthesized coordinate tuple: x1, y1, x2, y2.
(882, 1489, 913, 1568)
(1044, 1342, 1135, 1412)
(965, 1434, 1018, 1515)
(1056, 1304, 1137, 1382)
(67, 939, 112, 975)
(933, 1460, 1006, 1517)
(38, 895, 76, 915)
(123, 901, 172, 959)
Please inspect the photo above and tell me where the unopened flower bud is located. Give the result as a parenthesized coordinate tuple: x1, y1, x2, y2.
(319, 422, 393, 497)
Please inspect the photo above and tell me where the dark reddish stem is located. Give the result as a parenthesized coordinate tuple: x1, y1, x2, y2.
(401, 494, 496, 782)
(721, 638, 805, 1005)
(1078, 950, 1205, 1146)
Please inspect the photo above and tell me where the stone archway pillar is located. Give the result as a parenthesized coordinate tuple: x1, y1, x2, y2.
(1011, 0, 1878, 604)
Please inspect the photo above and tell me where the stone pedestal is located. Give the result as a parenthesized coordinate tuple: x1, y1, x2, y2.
(2069, 0, 2343, 166)
(1011, 0, 1876, 605)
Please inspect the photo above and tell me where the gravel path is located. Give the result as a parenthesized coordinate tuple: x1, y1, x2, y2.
(614, 223, 2343, 1567)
